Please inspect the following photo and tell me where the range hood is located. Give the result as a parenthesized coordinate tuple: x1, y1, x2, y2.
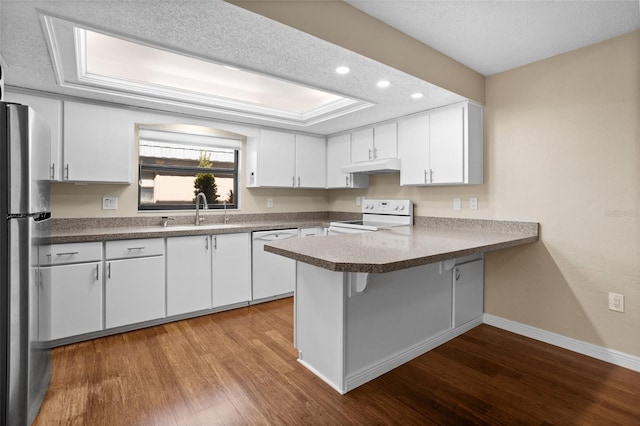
(340, 158, 401, 175)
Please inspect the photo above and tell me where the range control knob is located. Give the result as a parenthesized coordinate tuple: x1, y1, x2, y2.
(393, 205, 399, 211)
(399, 205, 405, 211)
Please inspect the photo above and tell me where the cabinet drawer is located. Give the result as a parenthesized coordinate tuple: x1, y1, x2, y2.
(105, 238, 164, 259)
(40, 242, 103, 266)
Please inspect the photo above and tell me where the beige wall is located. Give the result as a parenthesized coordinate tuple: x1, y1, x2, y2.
(330, 31, 640, 356)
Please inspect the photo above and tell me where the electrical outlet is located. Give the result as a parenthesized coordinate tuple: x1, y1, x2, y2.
(608, 293, 624, 312)
(102, 197, 118, 210)
(470, 197, 478, 210)
(267, 198, 273, 208)
(453, 198, 461, 210)
(356, 196, 361, 206)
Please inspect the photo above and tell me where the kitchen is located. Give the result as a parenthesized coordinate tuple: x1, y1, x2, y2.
(1, 0, 639, 424)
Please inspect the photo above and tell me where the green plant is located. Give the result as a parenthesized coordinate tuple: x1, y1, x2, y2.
(193, 152, 218, 204)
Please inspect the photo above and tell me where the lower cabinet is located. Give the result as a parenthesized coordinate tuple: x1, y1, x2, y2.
(39, 262, 103, 340)
(105, 239, 165, 329)
(212, 233, 251, 307)
(167, 235, 212, 316)
(453, 259, 484, 327)
(38, 241, 103, 341)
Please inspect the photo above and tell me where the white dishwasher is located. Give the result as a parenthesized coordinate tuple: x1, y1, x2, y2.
(252, 229, 298, 302)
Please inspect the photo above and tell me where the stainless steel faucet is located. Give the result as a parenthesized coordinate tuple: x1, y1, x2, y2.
(195, 192, 208, 225)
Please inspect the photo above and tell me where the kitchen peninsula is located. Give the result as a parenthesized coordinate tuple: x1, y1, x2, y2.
(265, 218, 539, 393)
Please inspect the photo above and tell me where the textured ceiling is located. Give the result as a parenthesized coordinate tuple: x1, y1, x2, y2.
(345, 0, 640, 76)
(0, 0, 463, 135)
(2, 1, 637, 135)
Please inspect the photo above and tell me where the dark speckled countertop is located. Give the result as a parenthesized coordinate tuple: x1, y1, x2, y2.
(264, 218, 539, 273)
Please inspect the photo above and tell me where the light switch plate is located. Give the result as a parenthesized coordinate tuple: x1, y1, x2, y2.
(102, 197, 118, 210)
(267, 198, 273, 208)
(453, 198, 461, 210)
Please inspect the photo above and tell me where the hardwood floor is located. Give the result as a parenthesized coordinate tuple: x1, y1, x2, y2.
(33, 298, 640, 425)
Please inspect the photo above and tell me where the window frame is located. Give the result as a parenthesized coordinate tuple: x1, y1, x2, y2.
(137, 139, 240, 212)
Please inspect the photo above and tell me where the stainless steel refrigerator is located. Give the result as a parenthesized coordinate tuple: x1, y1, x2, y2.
(1, 101, 51, 425)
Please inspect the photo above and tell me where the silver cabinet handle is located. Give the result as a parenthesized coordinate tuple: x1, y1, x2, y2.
(424, 169, 428, 184)
(455, 268, 461, 281)
(368, 148, 372, 160)
(51, 163, 55, 180)
(430, 169, 434, 183)
(65, 164, 69, 180)
(50, 251, 79, 257)
(107, 263, 111, 279)
(96, 264, 100, 281)
(373, 147, 377, 159)
(205, 237, 209, 250)
(127, 247, 145, 251)
(345, 176, 350, 187)
(214, 236, 217, 250)
(292, 176, 295, 187)
(297, 176, 301, 187)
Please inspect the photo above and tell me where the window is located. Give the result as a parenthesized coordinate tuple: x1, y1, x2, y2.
(138, 126, 241, 210)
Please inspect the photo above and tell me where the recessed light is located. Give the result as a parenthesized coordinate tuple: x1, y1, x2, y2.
(335, 66, 350, 75)
(411, 92, 424, 99)
(377, 80, 390, 88)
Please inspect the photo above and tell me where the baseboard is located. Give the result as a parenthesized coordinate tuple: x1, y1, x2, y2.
(483, 314, 640, 373)
(345, 317, 484, 392)
(297, 358, 346, 395)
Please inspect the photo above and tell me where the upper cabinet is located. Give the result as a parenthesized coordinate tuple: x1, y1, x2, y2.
(351, 123, 397, 163)
(326, 134, 368, 189)
(63, 101, 133, 183)
(4, 91, 63, 181)
(247, 129, 326, 188)
(399, 102, 483, 186)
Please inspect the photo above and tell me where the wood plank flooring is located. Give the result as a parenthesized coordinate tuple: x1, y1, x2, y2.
(33, 298, 640, 425)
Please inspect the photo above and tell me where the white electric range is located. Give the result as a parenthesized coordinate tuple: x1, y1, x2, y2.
(328, 199, 413, 235)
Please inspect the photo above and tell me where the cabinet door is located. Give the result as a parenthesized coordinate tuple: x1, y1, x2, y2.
(295, 135, 326, 188)
(398, 114, 430, 185)
(454, 259, 484, 327)
(212, 233, 251, 308)
(63, 101, 132, 183)
(373, 122, 398, 160)
(430, 105, 465, 184)
(167, 236, 212, 316)
(39, 263, 103, 340)
(258, 129, 295, 187)
(105, 256, 165, 328)
(4, 91, 62, 181)
(351, 128, 374, 163)
(326, 134, 368, 189)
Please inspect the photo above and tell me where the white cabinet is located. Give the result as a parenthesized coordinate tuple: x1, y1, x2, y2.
(351, 123, 397, 163)
(248, 129, 326, 188)
(399, 102, 483, 186)
(212, 233, 251, 307)
(63, 101, 133, 183)
(253, 129, 296, 187)
(4, 91, 62, 181)
(398, 114, 430, 186)
(252, 229, 297, 301)
(326, 133, 368, 189)
(167, 236, 212, 316)
(453, 259, 484, 327)
(104, 239, 165, 328)
(38, 242, 103, 340)
(295, 134, 326, 188)
(351, 128, 374, 163)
